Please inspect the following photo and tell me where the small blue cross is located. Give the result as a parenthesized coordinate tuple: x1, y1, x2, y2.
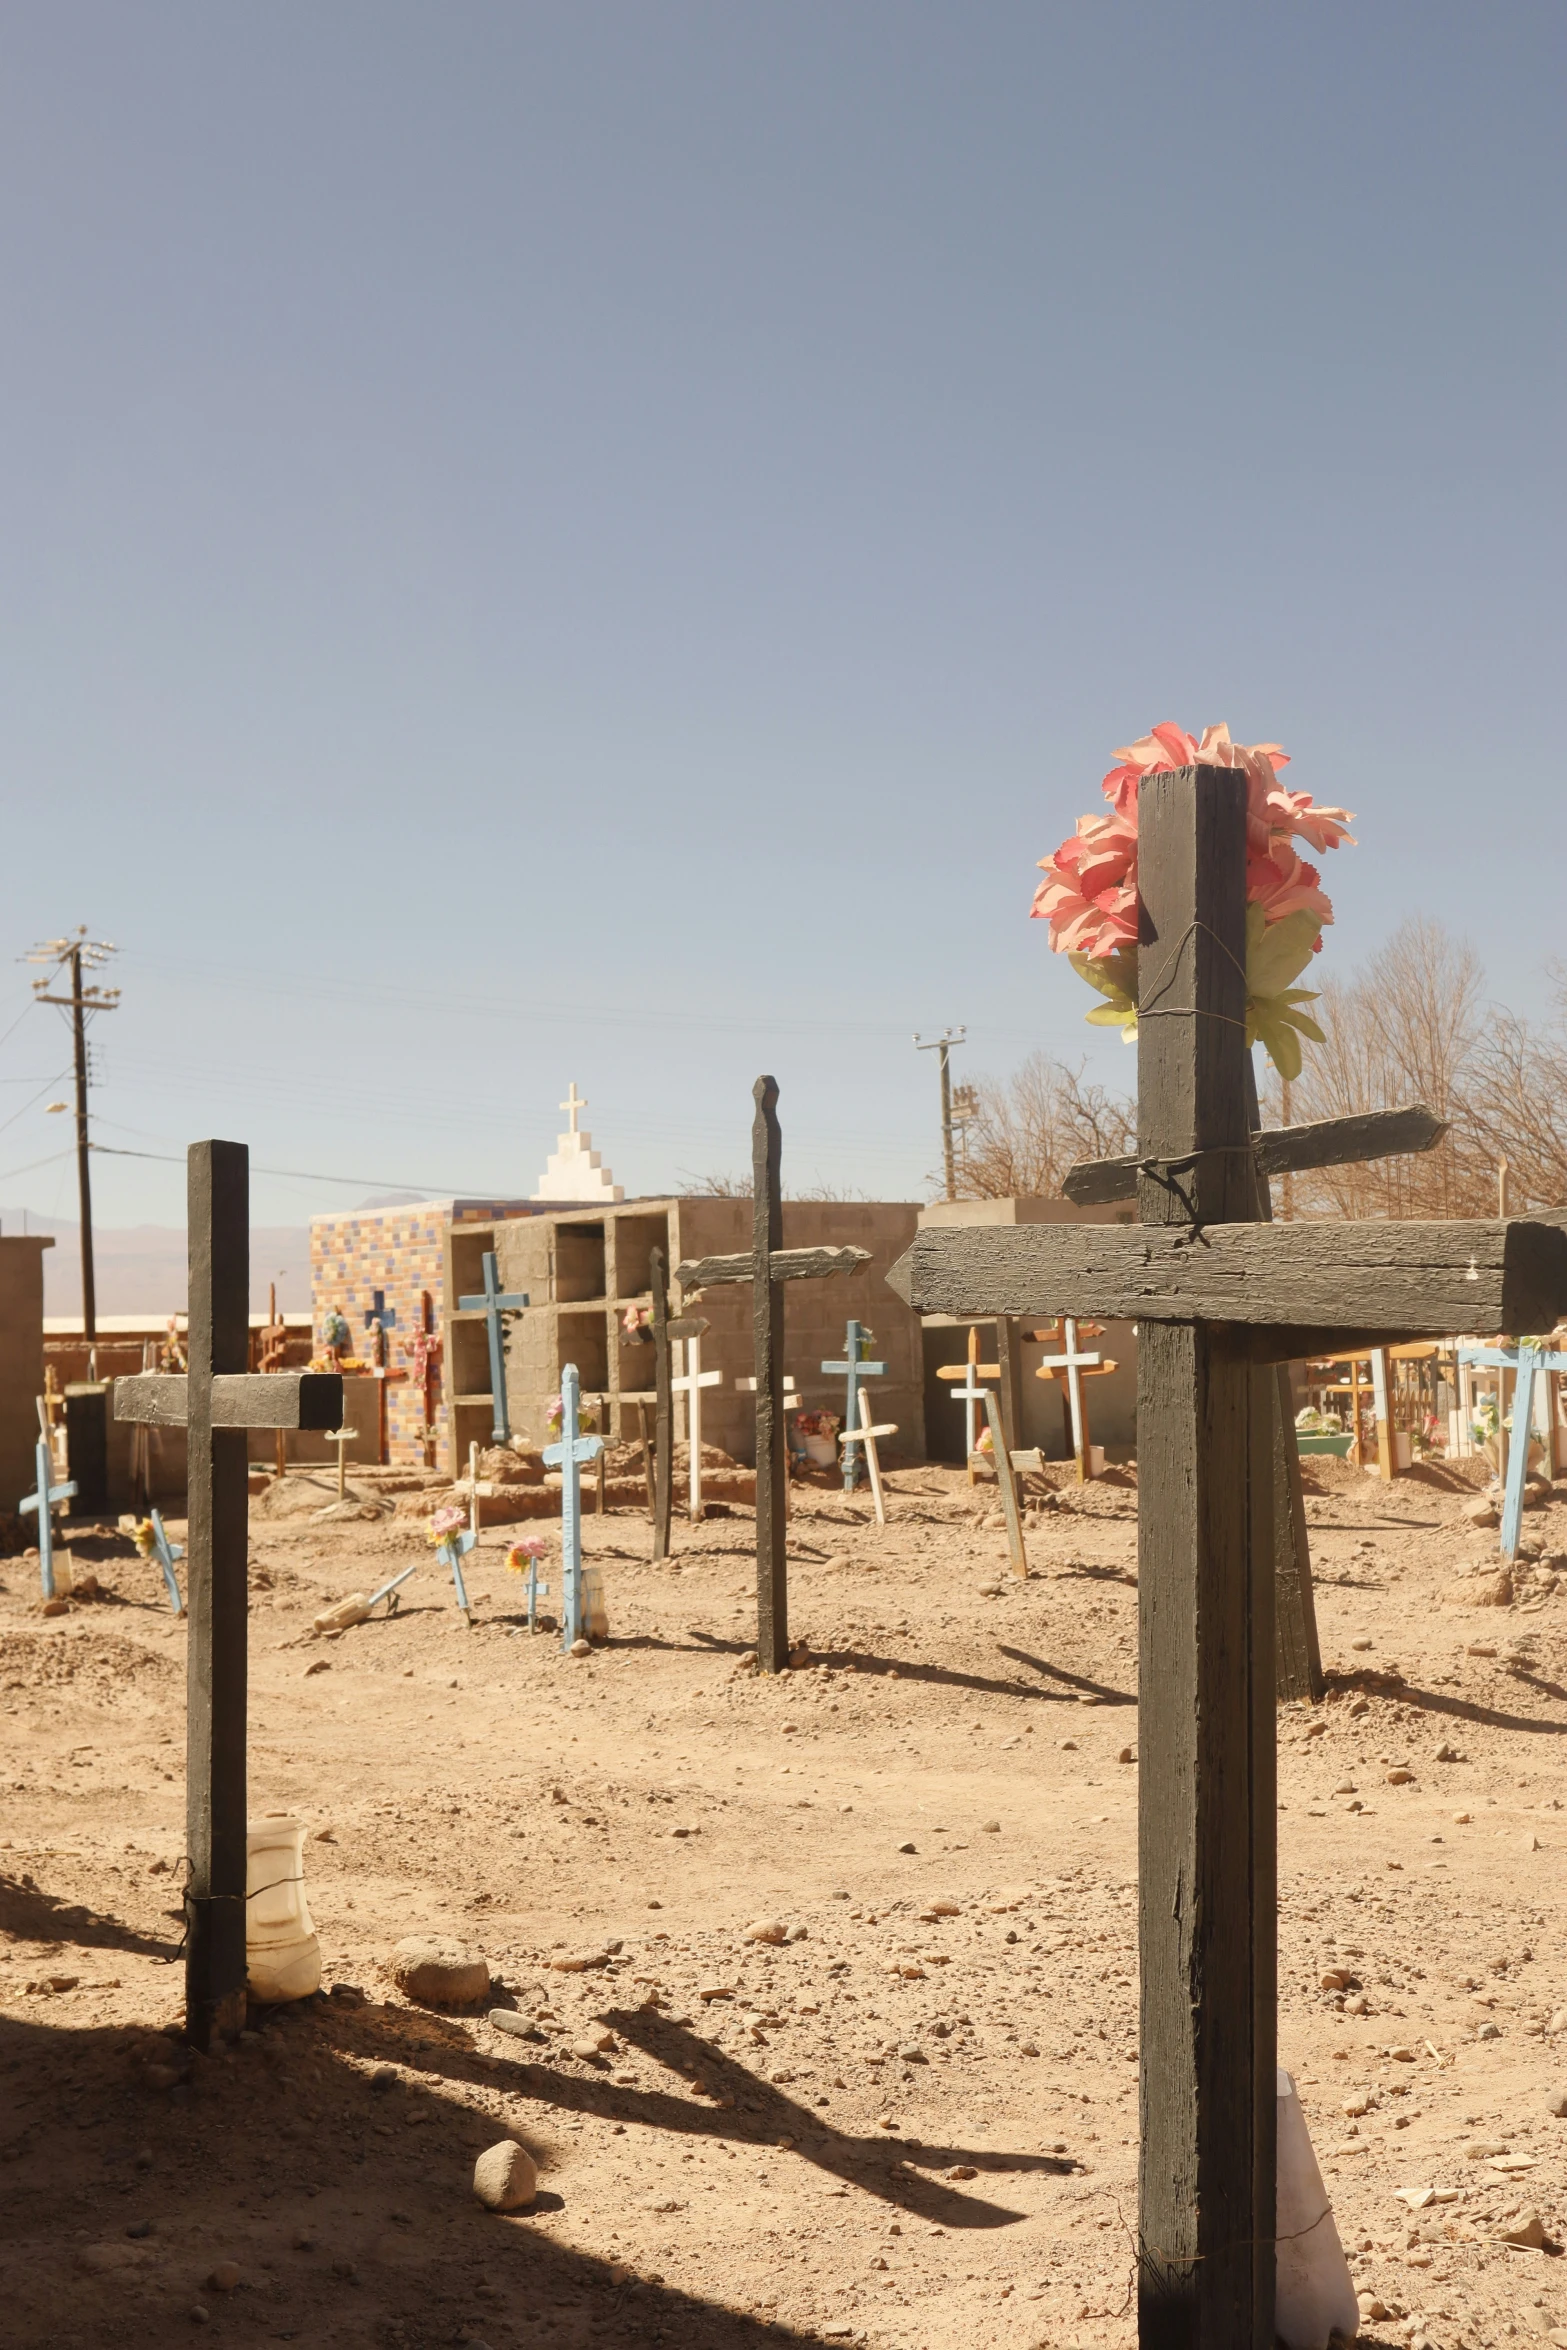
(543, 1362, 604, 1649)
(435, 1524, 479, 1620)
(1457, 1339, 1567, 1559)
(457, 1251, 529, 1441)
(820, 1320, 886, 1492)
(525, 1557, 549, 1634)
(366, 1559, 420, 1617)
(147, 1509, 184, 1614)
(364, 1288, 398, 1332)
(20, 1435, 77, 1601)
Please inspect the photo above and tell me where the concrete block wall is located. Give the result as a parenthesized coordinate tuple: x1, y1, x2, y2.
(0, 1237, 52, 1513)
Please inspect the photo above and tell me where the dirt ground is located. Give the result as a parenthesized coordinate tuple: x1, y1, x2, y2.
(1, 1450, 1564, 2350)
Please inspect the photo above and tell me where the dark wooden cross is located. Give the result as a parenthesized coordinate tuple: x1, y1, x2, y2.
(115, 1142, 343, 2051)
(1063, 1093, 1448, 1702)
(888, 769, 1567, 2348)
(674, 1076, 869, 1673)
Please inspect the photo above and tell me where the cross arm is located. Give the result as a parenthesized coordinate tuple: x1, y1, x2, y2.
(457, 1290, 529, 1313)
(1060, 1102, 1451, 1207)
(673, 1245, 871, 1290)
(114, 1372, 346, 1430)
(1458, 1343, 1567, 1371)
(886, 1218, 1567, 1342)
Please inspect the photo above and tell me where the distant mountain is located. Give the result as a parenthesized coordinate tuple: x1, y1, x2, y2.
(0, 1212, 313, 1318)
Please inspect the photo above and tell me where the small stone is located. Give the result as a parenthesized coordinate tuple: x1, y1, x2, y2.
(1434, 1742, 1461, 1763)
(743, 1919, 789, 1945)
(980, 1820, 1001, 1835)
(189, 2305, 210, 2325)
(548, 1948, 609, 1972)
(473, 2140, 538, 2212)
(1467, 1641, 1497, 1657)
(390, 1937, 491, 2008)
(947, 2163, 978, 2180)
(698, 1985, 736, 2002)
(1319, 1968, 1351, 1991)
(1357, 2292, 1390, 2321)
(1117, 1746, 1135, 1765)
(1477, 2021, 1502, 2040)
(896, 1840, 916, 1855)
(291, 2231, 316, 2251)
(1444, 1571, 1514, 1608)
(1386, 1767, 1415, 1785)
(303, 1658, 332, 1676)
(1462, 1495, 1500, 1527)
(206, 2261, 241, 2292)
(1494, 2206, 1546, 2249)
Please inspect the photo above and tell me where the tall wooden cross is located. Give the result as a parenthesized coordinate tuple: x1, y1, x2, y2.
(646, 1247, 709, 1560)
(457, 1250, 529, 1442)
(543, 1362, 604, 1648)
(889, 766, 1567, 2347)
(820, 1319, 885, 1492)
(674, 1076, 869, 1673)
(670, 1329, 722, 1520)
(20, 1431, 77, 1600)
(408, 1290, 443, 1467)
(114, 1141, 343, 2050)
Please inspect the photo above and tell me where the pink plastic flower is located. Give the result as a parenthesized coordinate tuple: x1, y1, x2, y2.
(428, 1505, 466, 1540)
(507, 1536, 547, 1570)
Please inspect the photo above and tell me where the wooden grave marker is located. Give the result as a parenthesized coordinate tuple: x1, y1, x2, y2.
(842, 1388, 897, 1526)
(543, 1362, 604, 1649)
(457, 1250, 529, 1443)
(408, 1290, 443, 1468)
(734, 1371, 799, 1518)
(114, 1140, 343, 2049)
(673, 1076, 869, 1673)
(936, 1325, 998, 1482)
(646, 1248, 709, 1559)
(1458, 1336, 1567, 1558)
(820, 1319, 885, 1492)
(670, 1329, 723, 1519)
(888, 765, 1567, 2346)
(1033, 1315, 1116, 1482)
(20, 1426, 77, 1601)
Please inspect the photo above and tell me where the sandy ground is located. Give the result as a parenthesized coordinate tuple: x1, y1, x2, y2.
(1, 1452, 1564, 2350)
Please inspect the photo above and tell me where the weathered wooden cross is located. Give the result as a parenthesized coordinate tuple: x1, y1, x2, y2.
(457, 1250, 529, 1442)
(1034, 1314, 1115, 1483)
(543, 1362, 604, 1649)
(937, 1324, 998, 1479)
(889, 767, 1567, 2347)
(20, 1430, 76, 1600)
(114, 1140, 343, 2050)
(324, 1422, 357, 1502)
(820, 1319, 885, 1492)
(671, 1329, 723, 1520)
(674, 1077, 869, 1673)
(842, 1388, 897, 1526)
(646, 1247, 710, 1560)
(1458, 1337, 1567, 1558)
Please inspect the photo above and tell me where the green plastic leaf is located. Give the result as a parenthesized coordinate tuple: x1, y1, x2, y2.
(1246, 904, 1323, 998)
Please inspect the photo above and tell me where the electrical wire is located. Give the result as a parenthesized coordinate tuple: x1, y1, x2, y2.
(92, 1143, 504, 1196)
(0, 1147, 76, 1185)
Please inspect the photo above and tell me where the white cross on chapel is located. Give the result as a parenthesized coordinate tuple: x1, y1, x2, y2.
(561, 1081, 585, 1133)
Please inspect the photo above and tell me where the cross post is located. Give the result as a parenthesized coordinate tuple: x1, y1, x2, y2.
(670, 1329, 723, 1519)
(1035, 1315, 1113, 1482)
(457, 1251, 529, 1443)
(648, 1248, 675, 1560)
(1458, 1340, 1567, 1558)
(819, 1320, 886, 1491)
(145, 1508, 185, 1613)
(673, 1076, 870, 1672)
(114, 1141, 343, 2049)
(543, 1362, 605, 1649)
(434, 1523, 477, 1619)
(842, 1388, 897, 1526)
(887, 765, 1567, 2347)
(19, 1433, 77, 1600)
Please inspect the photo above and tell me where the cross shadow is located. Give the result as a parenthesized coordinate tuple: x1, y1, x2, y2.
(1328, 1673, 1567, 1737)
(345, 1998, 1063, 2228)
(0, 1868, 180, 1962)
(999, 1645, 1136, 1707)
(682, 1627, 1120, 1707)
(1054, 1562, 1138, 1588)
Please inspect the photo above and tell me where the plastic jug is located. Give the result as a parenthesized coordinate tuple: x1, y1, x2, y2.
(1276, 2066, 1359, 2349)
(246, 1814, 322, 2003)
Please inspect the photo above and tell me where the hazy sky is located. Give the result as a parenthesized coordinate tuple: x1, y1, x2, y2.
(1, 2, 1561, 1235)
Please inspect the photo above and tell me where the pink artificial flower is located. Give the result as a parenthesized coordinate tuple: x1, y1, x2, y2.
(428, 1504, 466, 1539)
(507, 1536, 547, 1569)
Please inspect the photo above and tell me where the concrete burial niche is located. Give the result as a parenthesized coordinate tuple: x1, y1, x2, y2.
(0, 1235, 53, 1515)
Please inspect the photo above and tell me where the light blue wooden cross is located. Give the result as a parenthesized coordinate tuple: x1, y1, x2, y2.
(457, 1251, 529, 1441)
(366, 1559, 420, 1617)
(20, 1434, 77, 1601)
(1457, 1340, 1567, 1559)
(525, 1558, 549, 1634)
(148, 1509, 185, 1613)
(821, 1319, 886, 1492)
(435, 1524, 479, 1622)
(542, 1362, 604, 1650)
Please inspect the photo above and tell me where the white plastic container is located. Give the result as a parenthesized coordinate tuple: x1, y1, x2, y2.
(246, 1814, 322, 2003)
(1275, 2066, 1359, 2350)
(581, 1562, 609, 1642)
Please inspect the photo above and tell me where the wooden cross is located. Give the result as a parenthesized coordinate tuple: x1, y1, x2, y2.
(114, 1140, 343, 2049)
(324, 1424, 358, 1502)
(888, 766, 1567, 2345)
(673, 1076, 869, 1673)
(842, 1388, 897, 1526)
(670, 1330, 723, 1520)
(457, 1250, 529, 1443)
(20, 1430, 77, 1601)
(543, 1362, 604, 1650)
(1034, 1315, 1116, 1482)
(646, 1248, 708, 1561)
(820, 1320, 886, 1492)
(433, 1521, 478, 1620)
(1458, 1338, 1567, 1557)
(937, 1325, 999, 1480)
(524, 1555, 549, 1633)
(734, 1372, 799, 1519)
(141, 1507, 185, 1613)
(408, 1290, 443, 1468)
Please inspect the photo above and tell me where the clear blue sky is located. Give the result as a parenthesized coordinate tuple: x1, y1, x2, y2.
(1, 2, 1561, 1231)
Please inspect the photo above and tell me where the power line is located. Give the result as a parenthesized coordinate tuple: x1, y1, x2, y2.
(92, 1143, 513, 1198)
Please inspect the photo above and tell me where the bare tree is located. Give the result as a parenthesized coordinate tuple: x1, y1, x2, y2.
(952, 1051, 1136, 1200)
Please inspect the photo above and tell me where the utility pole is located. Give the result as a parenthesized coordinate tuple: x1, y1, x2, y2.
(913, 1027, 966, 1202)
(26, 929, 119, 1363)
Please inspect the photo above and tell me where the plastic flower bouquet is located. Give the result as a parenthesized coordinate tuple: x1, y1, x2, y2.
(546, 1393, 597, 1435)
(427, 1505, 466, 1544)
(1031, 722, 1355, 1078)
(507, 1536, 548, 1572)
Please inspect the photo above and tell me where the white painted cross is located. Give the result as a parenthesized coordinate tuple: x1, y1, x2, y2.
(735, 1373, 799, 1518)
(841, 1388, 897, 1526)
(947, 1357, 990, 1466)
(325, 1424, 358, 1502)
(561, 1081, 586, 1134)
(671, 1332, 724, 1520)
(1034, 1316, 1115, 1484)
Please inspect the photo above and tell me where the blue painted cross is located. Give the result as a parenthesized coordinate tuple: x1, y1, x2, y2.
(147, 1509, 185, 1614)
(435, 1523, 479, 1622)
(363, 1288, 398, 1332)
(820, 1320, 886, 1492)
(542, 1362, 604, 1649)
(20, 1434, 76, 1601)
(1457, 1339, 1567, 1559)
(457, 1252, 529, 1442)
(525, 1557, 549, 1634)
(366, 1559, 420, 1617)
